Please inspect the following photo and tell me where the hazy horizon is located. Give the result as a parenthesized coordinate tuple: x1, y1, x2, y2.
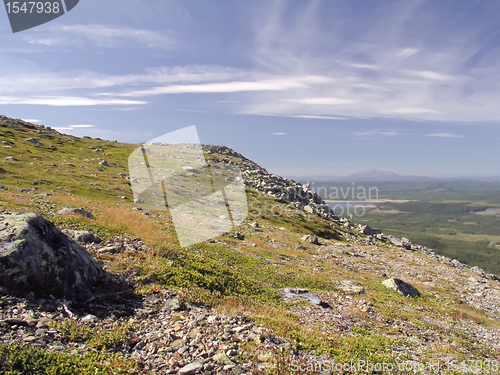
(1, 1, 500, 177)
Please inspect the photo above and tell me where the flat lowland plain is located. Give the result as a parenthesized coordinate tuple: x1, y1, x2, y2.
(317, 181, 500, 275)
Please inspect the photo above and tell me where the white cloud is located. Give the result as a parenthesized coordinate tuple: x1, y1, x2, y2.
(285, 97, 357, 105)
(350, 63, 378, 70)
(104, 78, 307, 97)
(404, 70, 457, 82)
(272, 132, 286, 135)
(352, 131, 398, 137)
(24, 25, 176, 49)
(4, 3, 500, 122)
(424, 132, 464, 138)
(21, 119, 40, 123)
(0, 96, 146, 106)
(178, 109, 209, 113)
(0, 65, 245, 95)
(383, 107, 440, 115)
(289, 115, 348, 120)
(68, 125, 95, 128)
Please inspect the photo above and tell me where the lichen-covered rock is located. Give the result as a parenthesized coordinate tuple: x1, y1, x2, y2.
(336, 280, 365, 295)
(0, 212, 104, 300)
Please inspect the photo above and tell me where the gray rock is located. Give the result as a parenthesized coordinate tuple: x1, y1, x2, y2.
(213, 350, 235, 365)
(25, 137, 40, 145)
(382, 278, 421, 297)
(3, 156, 18, 161)
(301, 234, 319, 245)
(99, 159, 109, 167)
(17, 188, 35, 194)
(486, 273, 500, 281)
(164, 296, 182, 311)
(388, 236, 412, 250)
(468, 276, 486, 284)
(361, 225, 382, 236)
(303, 205, 315, 214)
(62, 230, 102, 244)
(178, 360, 203, 375)
(182, 166, 196, 172)
(81, 314, 99, 322)
(0, 212, 104, 300)
(0, 167, 6, 173)
(224, 232, 244, 240)
(470, 266, 486, 278)
(0, 184, 7, 190)
(57, 207, 94, 219)
(97, 244, 121, 254)
(451, 259, 464, 267)
(281, 288, 325, 306)
(250, 222, 262, 232)
(337, 280, 365, 295)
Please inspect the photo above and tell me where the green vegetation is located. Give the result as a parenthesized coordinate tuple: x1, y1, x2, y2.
(0, 343, 138, 374)
(49, 320, 131, 351)
(315, 181, 500, 274)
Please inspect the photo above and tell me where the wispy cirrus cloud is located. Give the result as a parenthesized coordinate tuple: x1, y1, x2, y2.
(288, 115, 348, 120)
(68, 124, 95, 128)
(0, 96, 145, 106)
(53, 124, 96, 130)
(424, 132, 464, 138)
(24, 24, 176, 49)
(178, 109, 209, 113)
(101, 78, 307, 97)
(3, 1, 500, 124)
(285, 97, 357, 105)
(352, 131, 399, 137)
(0, 65, 244, 95)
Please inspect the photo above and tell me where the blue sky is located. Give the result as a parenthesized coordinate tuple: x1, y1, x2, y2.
(1, 0, 500, 177)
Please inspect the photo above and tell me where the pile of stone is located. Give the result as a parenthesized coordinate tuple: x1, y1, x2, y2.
(202, 145, 342, 226)
(356, 225, 500, 281)
(0, 290, 326, 374)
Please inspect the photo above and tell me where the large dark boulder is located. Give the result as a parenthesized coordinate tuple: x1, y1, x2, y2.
(0, 212, 104, 300)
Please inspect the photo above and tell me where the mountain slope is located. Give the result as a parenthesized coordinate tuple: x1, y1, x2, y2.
(1, 116, 500, 374)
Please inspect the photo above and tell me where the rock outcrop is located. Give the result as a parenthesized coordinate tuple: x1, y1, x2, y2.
(202, 145, 340, 225)
(0, 212, 104, 300)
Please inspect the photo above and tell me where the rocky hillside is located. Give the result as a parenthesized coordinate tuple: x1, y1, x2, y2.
(1, 115, 500, 374)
